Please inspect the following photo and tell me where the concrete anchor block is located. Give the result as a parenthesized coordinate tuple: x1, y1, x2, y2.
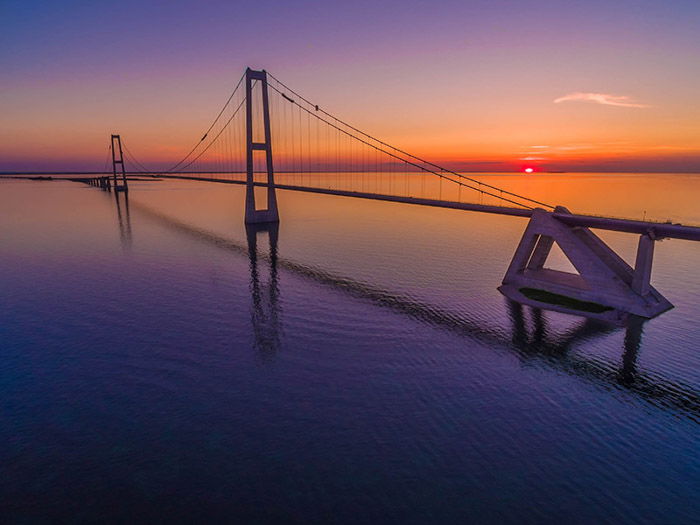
(499, 207, 673, 321)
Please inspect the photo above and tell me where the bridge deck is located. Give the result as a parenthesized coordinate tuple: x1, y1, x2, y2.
(152, 174, 700, 242)
(6, 173, 699, 241)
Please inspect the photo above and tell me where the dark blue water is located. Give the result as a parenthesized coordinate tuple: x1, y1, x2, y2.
(1, 178, 699, 523)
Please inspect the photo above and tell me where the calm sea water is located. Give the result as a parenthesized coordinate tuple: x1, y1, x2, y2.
(1, 173, 699, 523)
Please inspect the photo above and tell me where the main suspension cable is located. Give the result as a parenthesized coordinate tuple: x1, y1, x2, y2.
(121, 72, 246, 176)
(266, 71, 553, 210)
(121, 141, 158, 175)
(267, 82, 535, 210)
(174, 96, 247, 172)
(114, 77, 248, 176)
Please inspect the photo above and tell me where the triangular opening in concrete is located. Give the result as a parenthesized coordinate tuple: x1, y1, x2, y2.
(542, 239, 579, 274)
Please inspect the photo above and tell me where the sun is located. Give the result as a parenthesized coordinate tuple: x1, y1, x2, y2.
(524, 167, 534, 174)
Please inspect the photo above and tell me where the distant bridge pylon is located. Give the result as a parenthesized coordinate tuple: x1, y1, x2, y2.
(110, 134, 128, 193)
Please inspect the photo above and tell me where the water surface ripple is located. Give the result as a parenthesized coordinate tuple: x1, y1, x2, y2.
(1, 176, 699, 523)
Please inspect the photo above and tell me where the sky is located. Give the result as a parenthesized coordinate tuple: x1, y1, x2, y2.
(1, 0, 700, 172)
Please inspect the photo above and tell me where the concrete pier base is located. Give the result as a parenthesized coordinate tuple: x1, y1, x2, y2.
(499, 206, 673, 322)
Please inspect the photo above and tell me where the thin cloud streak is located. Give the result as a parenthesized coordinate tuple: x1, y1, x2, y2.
(554, 92, 650, 108)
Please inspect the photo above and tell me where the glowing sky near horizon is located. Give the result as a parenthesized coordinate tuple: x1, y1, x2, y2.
(1, 0, 699, 172)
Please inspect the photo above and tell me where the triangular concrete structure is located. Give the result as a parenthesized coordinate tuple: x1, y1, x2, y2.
(499, 207, 672, 321)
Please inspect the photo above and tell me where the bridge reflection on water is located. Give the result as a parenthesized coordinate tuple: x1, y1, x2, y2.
(109, 191, 700, 421)
(246, 221, 282, 359)
(113, 191, 133, 250)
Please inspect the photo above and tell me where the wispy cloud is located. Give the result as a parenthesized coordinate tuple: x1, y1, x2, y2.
(554, 92, 650, 108)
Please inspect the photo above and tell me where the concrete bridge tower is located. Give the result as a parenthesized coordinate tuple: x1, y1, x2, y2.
(110, 134, 128, 193)
(245, 68, 279, 224)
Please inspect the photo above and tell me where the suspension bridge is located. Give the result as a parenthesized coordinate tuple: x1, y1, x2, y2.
(66, 68, 700, 322)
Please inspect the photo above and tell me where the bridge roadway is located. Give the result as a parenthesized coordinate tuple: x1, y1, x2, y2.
(9, 173, 700, 241)
(148, 174, 700, 242)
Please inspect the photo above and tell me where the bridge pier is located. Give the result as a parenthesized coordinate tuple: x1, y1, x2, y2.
(499, 206, 673, 322)
(114, 190, 133, 249)
(244, 68, 279, 224)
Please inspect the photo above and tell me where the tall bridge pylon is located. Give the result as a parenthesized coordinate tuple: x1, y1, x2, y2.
(110, 134, 128, 193)
(244, 68, 279, 224)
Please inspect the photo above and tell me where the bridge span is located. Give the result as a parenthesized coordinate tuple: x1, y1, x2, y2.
(39, 66, 700, 322)
(152, 173, 700, 241)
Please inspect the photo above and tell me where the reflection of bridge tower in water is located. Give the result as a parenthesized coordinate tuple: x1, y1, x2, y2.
(246, 222, 281, 357)
(113, 191, 133, 250)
